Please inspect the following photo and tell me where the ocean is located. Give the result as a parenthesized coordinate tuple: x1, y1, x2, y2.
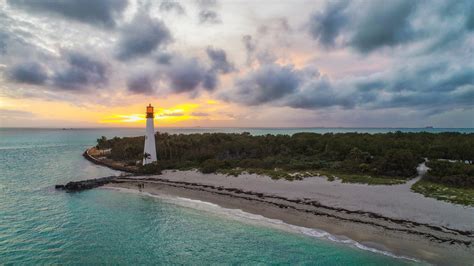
(1, 127, 470, 264)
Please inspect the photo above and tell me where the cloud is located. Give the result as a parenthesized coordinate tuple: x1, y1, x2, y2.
(308, 0, 349, 48)
(242, 35, 256, 66)
(124, 51, 224, 95)
(159, 0, 185, 14)
(8, 62, 48, 85)
(52, 51, 108, 90)
(350, 0, 418, 53)
(202, 70, 218, 91)
(286, 79, 355, 109)
(156, 52, 173, 65)
(126, 73, 155, 94)
(197, 0, 218, 9)
(240, 34, 277, 66)
(307, 0, 474, 54)
(166, 57, 208, 93)
(221, 56, 474, 113)
(191, 112, 209, 117)
(159, 112, 184, 117)
(116, 13, 171, 60)
(467, 5, 474, 30)
(0, 31, 8, 54)
(369, 62, 474, 110)
(7, 0, 128, 28)
(199, 10, 222, 24)
(0, 109, 35, 118)
(206, 46, 235, 73)
(223, 64, 300, 105)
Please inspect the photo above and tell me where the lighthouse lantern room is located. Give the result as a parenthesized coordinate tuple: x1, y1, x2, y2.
(143, 104, 157, 165)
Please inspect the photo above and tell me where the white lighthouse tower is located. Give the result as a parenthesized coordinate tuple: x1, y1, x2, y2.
(143, 104, 157, 165)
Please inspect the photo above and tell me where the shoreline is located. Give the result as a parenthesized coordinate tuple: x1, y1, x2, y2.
(102, 186, 421, 263)
(104, 176, 474, 265)
(79, 147, 474, 264)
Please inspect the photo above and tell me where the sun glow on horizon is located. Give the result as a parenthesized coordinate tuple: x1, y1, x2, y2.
(98, 103, 222, 125)
(0, 94, 239, 127)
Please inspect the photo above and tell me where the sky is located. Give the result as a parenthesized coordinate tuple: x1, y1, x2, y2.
(0, 0, 473, 128)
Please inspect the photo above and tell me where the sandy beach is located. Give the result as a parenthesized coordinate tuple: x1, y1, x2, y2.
(104, 170, 474, 265)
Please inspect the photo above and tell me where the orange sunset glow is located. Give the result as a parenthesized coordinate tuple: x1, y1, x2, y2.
(0, 93, 239, 127)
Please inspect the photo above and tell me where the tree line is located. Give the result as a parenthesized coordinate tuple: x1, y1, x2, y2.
(96, 131, 474, 186)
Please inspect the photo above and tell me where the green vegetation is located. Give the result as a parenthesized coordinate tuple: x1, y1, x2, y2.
(332, 173, 407, 185)
(424, 160, 474, 187)
(410, 160, 474, 206)
(96, 132, 473, 187)
(139, 162, 162, 175)
(411, 180, 474, 206)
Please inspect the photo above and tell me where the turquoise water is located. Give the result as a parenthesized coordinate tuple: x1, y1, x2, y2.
(2, 128, 468, 264)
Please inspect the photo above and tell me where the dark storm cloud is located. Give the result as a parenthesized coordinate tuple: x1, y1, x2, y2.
(225, 64, 300, 105)
(165, 56, 219, 93)
(8, 62, 48, 85)
(467, 7, 474, 30)
(127, 73, 155, 94)
(285, 79, 355, 110)
(364, 62, 474, 95)
(52, 51, 108, 90)
(116, 13, 172, 60)
(206, 47, 235, 73)
(306, 0, 426, 52)
(222, 63, 356, 109)
(221, 56, 474, 112)
(203, 70, 218, 91)
(308, 0, 349, 48)
(167, 58, 206, 93)
(159, 0, 185, 14)
(7, 0, 128, 28)
(199, 10, 222, 24)
(168, 59, 202, 92)
(368, 62, 474, 110)
(156, 52, 173, 65)
(308, 0, 474, 54)
(350, 0, 417, 53)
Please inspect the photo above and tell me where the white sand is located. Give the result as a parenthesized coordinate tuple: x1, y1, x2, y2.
(139, 168, 473, 231)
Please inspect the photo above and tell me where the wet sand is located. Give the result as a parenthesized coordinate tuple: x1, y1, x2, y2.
(104, 171, 474, 265)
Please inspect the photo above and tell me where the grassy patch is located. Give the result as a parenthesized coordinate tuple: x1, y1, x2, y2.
(335, 173, 407, 185)
(411, 180, 474, 206)
(217, 168, 407, 185)
(316, 170, 407, 185)
(217, 168, 303, 181)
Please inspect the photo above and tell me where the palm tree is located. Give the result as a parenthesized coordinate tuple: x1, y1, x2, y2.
(143, 152, 151, 160)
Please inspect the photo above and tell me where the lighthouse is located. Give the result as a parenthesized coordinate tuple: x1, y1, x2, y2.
(143, 104, 157, 165)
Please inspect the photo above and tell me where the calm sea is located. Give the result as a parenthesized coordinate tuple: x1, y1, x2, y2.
(1, 127, 470, 264)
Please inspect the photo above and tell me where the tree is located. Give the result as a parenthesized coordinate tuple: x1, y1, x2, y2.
(96, 136, 109, 149)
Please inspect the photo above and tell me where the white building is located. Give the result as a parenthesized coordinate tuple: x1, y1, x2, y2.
(143, 104, 157, 165)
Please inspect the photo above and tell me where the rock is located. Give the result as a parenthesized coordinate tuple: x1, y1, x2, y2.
(55, 176, 118, 192)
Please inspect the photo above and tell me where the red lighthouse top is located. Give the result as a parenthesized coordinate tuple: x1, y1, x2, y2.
(146, 104, 154, 118)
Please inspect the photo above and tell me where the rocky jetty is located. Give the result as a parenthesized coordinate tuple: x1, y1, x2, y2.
(55, 176, 119, 192)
